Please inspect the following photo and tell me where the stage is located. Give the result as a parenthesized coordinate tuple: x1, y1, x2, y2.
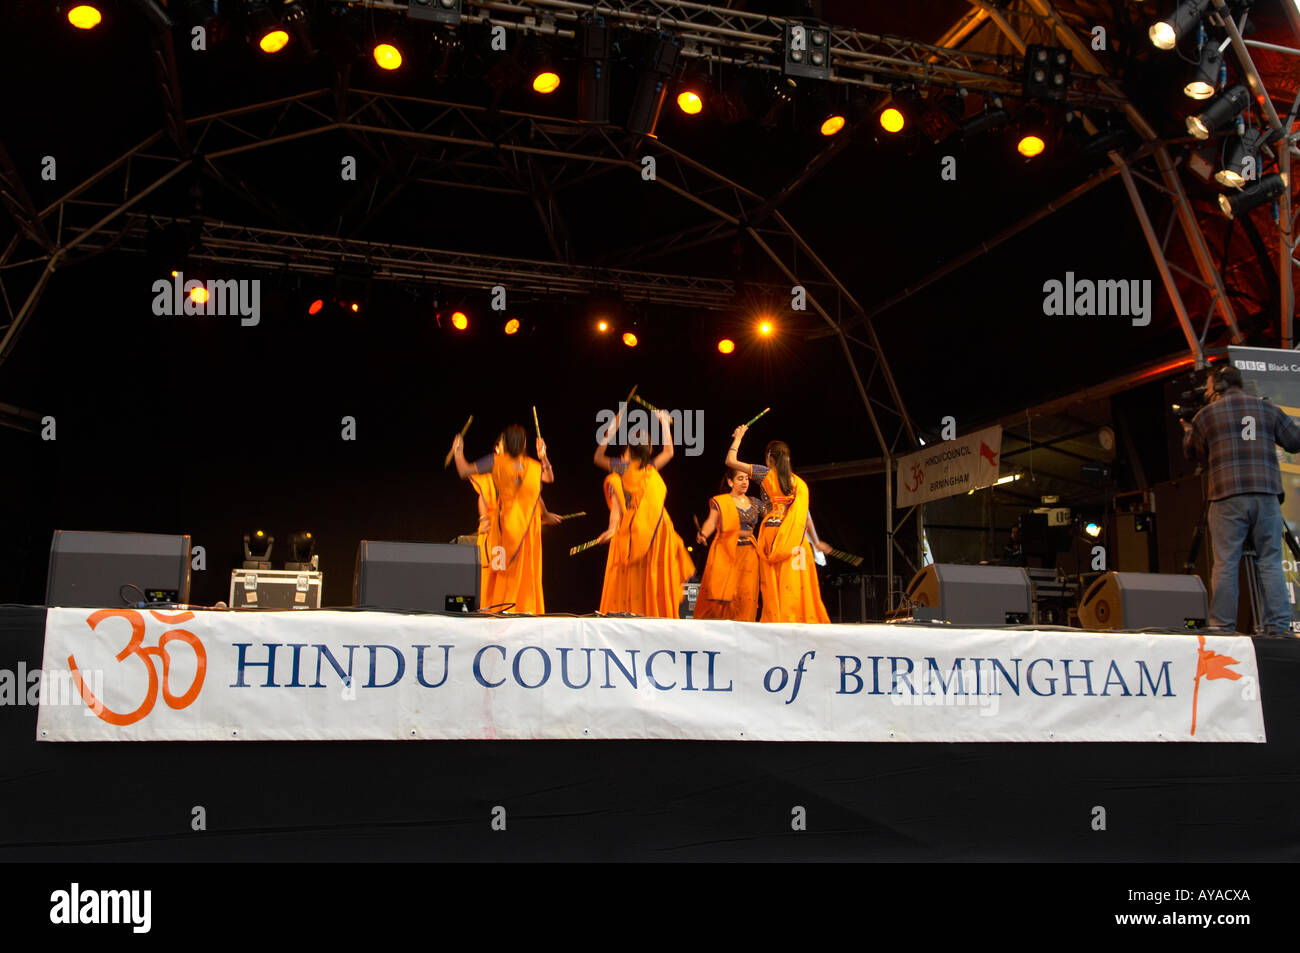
(3, 606, 1297, 862)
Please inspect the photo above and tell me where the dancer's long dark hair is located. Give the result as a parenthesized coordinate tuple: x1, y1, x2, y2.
(766, 441, 793, 495)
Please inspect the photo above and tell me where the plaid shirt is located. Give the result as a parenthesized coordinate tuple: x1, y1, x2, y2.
(1184, 388, 1300, 501)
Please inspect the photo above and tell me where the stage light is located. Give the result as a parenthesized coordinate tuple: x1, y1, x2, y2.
(1216, 128, 1264, 188)
(286, 531, 316, 571)
(451, 310, 468, 330)
(407, 0, 463, 26)
(189, 286, 209, 305)
(243, 529, 273, 569)
(579, 15, 612, 124)
(504, 318, 520, 335)
(1184, 42, 1224, 99)
(350, 302, 361, 312)
(677, 90, 703, 115)
(784, 22, 832, 81)
(717, 338, 735, 354)
(623, 332, 638, 347)
(1150, 0, 1210, 51)
(880, 107, 905, 133)
(308, 299, 324, 315)
(532, 69, 561, 94)
(1017, 134, 1045, 158)
(66, 4, 101, 29)
(1187, 84, 1249, 139)
(1084, 522, 1102, 538)
(1023, 45, 1072, 102)
(170, 270, 179, 278)
(259, 28, 289, 53)
(1218, 172, 1287, 219)
(374, 42, 403, 70)
(757, 320, 774, 337)
(820, 114, 846, 136)
(596, 319, 609, 333)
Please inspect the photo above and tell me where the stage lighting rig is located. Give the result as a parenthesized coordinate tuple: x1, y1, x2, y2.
(248, 2, 289, 54)
(1022, 45, 1071, 102)
(1187, 83, 1249, 139)
(1215, 128, 1263, 188)
(783, 22, 832, 81)
(407, 0, 462, 26)
(1218, 172, 1287, 219)
(627, 32, 681, 137)
(1150, 0, 1211, 51)
(960, 96, 1008, 137)
(243, 530, 273, 571)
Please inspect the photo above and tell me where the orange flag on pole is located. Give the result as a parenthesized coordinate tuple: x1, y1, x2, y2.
(1190, 634, 1242, 736)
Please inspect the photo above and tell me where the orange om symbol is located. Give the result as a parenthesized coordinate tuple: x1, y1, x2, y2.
(904, 463, 924, 494)
(69, 609, 207, 726)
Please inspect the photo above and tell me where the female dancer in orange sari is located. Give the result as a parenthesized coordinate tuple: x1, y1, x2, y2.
(694, 468, 762, 621)
(594, 407, 695, 617)
(725, 426, 831, 623)
(452, 424, 553, 613)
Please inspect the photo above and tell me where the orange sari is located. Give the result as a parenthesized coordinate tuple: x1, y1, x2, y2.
(695, 494, 760, 621)
(476, 454, 544, 613)
(621, 463, 695, 618)
(599, 471, 630, 614)
(468, 472, 497, 602)
(757, 471, 829, 624)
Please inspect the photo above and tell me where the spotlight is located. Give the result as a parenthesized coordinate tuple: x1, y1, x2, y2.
(532, 68, 561, 94)
(248, 4, 289, 53)
(373, 42, 404, 71)
(451, 310, 469, 330)
(65, 4, 102, 29)
(1023, 45, 1072, 102)
(189, 285, 209, 305)
(627, 32, 681, 137)
(596, 319, 609, 333)
(259, 28, 289, 53)
(350, 302, 361, 313)
(407, 0, 463, 26)
(1184, 41, 1224, 100)
(820, 113, 846, 136)
(783, 22, 832, 81)
(1150, 0, 1211, 51)
(1215, 128, 1264, 188)
(285, 531, 316, 572)
(1017, 134, 1046, 158)
(757, 319, 774, 337)
(1187, 84, 1249, 139)
(880, 107, 905, 133)
(1218, 172, 1287, 219)
(760, 77, 798, 130)
(717, 338, 735, 354)
(622, 332, 638, 347)
(504, 318, 520, 335)
(243, 530, 273, 570)
(677, 89, 704, 115)
(308, 299, 324, 315)
(1084, 521, 1102, 539)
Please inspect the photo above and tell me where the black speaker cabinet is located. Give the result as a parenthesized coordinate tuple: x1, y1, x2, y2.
(353, 540, 480, 613)
(1077, 571, 1208, 631)
(904, 563, 1032, 625)
(46, 530, 191, 607)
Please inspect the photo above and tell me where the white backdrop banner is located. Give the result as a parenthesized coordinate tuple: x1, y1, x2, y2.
(36, 607, 1265, 743)
(895, 425, 1003, 507)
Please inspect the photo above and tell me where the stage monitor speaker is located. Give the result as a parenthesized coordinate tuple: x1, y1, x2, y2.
(1077, 571, 1208, 631)
(904, 564, 1032, 625)
(354, 541, 480, 613)
(46, 530, 191, 607)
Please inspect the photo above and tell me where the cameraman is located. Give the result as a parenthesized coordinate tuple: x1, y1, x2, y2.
(1182, 364, 1300, 636)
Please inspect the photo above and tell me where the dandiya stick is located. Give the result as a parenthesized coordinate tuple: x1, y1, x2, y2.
(744, 406, 771, 428)
(829, 548, 865, 568)
(444, 414, 473, 468)
(532, 405, 541, 439)
(552, 511, 587, 522)
(626, 384, 638, 406)
(569, 536, 604, 556)
(630, 393, 661, 415)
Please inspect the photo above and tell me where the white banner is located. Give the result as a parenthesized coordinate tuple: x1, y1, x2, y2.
(36, 607, 1264, 743)
(896, 425, 1003, 507)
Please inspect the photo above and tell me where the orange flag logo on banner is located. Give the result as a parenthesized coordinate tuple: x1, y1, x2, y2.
(1190, 634, 1242, 737)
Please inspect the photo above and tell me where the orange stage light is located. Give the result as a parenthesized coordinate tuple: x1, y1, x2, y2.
(504, 318, 520, 335)
(308, 299, 324, 315)
(1017, 135, 1045, 158)
(67, 5, 102, 29)
(532, 71, 560, 94)
(820, 115, 846, 136)
(259, 30, 289, 53)
(677, 91, 703, 115)
(597, 319, 609, 333)
(189, 286, 209, 304)
(880, 107, 905, 133)
(757, 320, 774, 336)
(373, 43, 403, 71)
(717, 338, 735, 354)
(451, 311, 469, 330)
(350, 303, 360, 313)
(622, 332, 638, 347)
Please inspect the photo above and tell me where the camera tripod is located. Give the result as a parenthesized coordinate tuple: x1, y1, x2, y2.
(1185, 487, 1300, 635)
